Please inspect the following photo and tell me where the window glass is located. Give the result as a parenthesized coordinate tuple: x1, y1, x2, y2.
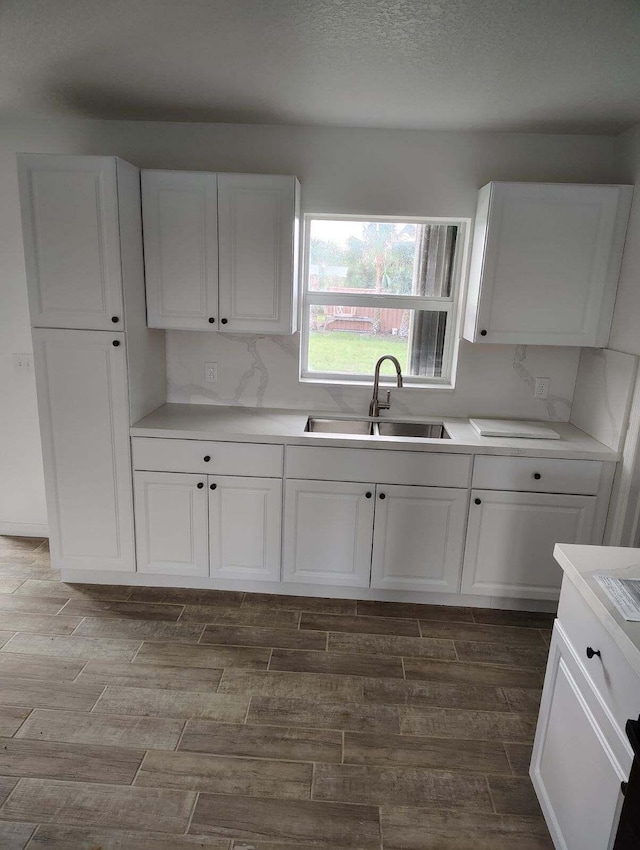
(302, 217, 463, 384)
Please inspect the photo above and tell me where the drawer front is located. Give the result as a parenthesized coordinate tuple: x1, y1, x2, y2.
(132, 437, 283, 478)
(286, 447, 471, 488)
(472, 456, 603, 495)
(558, 577, 640, 731)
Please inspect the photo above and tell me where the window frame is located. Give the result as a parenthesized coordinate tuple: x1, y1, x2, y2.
(299, 213, 469, 387)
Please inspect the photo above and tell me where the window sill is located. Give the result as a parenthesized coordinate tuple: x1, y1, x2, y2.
(299, 376, 455, 392)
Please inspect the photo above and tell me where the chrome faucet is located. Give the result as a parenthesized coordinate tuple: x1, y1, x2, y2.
(369, 355, 403, 418)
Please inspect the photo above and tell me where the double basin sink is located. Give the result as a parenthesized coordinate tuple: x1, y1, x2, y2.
(306, 417, 451, 440)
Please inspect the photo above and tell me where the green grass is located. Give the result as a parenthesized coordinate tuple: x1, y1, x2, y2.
(308, 331, 408, 375)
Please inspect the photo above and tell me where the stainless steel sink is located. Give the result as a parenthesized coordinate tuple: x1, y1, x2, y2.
(376, 421, 451, 439)
(305, 417, 450, 439)
(306, 417, 375, 435)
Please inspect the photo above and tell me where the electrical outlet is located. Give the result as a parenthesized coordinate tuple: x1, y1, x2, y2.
(13, 353, 33, 373)
(205, 362, 218, 383)
(534, 377, 549, 400)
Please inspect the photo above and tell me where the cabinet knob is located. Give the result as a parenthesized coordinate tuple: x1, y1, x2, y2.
(365, 492, 372, 498)
(112, 340, 120, 347)
(111, 316, 119, 323)
(533, 472, 542, 480)
(210, 483, 217, 490)
(208, 317, 215, 324)
(379, 493, 386, 500)
(221, 318, 228, 325)
(586, 646, 601, 659)
(474, 497, 482, 505)
(480, 329, 487, 337)
(203, 456, 211, 462)
(197, 482, 204, 489)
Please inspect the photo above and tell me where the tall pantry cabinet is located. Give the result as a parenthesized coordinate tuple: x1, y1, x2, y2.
(18, 154, 165, 572)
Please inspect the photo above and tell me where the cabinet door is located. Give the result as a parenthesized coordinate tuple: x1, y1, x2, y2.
(465, 182, 632, 346)
(371, 485, 467, 593)
(462, 490, 597, 599)
(32, 329, 134, 571)
(209, 476, 282, 581)
(218, 174, 299, 334)
(531, 626, 628, 850)
(141, 170, 219, 330)
(283, 480, 374, 587)
(134, 471, 209, 576)
(18, 155, 124, 330)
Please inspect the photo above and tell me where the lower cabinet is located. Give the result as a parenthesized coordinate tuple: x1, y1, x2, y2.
(461, 489, 597, 600)
(370, 485, 468, 593)
(283, 480, 467, 590)
(283, 480, 375, 587)
(134, 471, 209, 576)
(134, 471, 281, 578)
(209, 476, 282, 581)
(33, 328, 135, 572)
(531, 623, 629, 850)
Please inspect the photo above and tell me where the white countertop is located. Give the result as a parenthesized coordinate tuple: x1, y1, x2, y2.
(555, 543, 640, 677)
(131, 403, 619, 460)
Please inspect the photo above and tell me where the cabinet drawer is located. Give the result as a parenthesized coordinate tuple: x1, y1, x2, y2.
(131, 437, 283, 478)
(472, 456, 603, 495)
(558, 577, 640, 731)
(286, 447, 471, 488)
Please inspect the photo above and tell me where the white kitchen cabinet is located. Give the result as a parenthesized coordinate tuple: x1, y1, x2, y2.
(532, 622, 629, 850)
(461, 489, 596, 599)
(370, 485, 468, 593)
(283, 480, 375, 587)
(134, 471, 209, 576)
(218, 173, 300, 334)
(32, 329, 135, 572)
(141, 170, 219, 330)
(463, 182, 633, 346)
(141, 169, 300, 334)
(209, 476, 282, 581)
(18, 155, 126, 331)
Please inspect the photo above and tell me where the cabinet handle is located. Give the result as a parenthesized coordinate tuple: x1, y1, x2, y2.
(203, 456, 211, 462)
(480, 329, 487, 336)
(474, 497, 482, 505)
(221, 318, 228, 325)
(533, 473, 542, 480)
(622, 781, 628, 796)
(365, 492, 372, 498)
(112, 340, 120, 347)
(111, 316, 119, 323)
(586, 646, 601, 659)
(379, 493, 386, 500)
(208, 317, 215, 323)
(197, 482, 204, 489)
(210, 483, 217, 490)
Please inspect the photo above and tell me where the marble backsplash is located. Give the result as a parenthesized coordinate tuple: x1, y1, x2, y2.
(570, 348, 638, 451)
(166, 331, 580, 422)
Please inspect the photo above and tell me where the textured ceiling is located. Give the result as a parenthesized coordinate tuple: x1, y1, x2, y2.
(2, 0, 640, 133)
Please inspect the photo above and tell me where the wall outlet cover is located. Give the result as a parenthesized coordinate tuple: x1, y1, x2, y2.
(205, 362, 218, 383)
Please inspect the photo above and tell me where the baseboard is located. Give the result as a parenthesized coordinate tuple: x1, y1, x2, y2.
(0, 522, 48, 538)
(60, 568, 559, 612)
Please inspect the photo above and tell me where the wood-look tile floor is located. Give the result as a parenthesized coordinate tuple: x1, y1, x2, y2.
(0, 536, 554, 849)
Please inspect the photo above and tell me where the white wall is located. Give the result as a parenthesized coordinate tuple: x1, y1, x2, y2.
(0, 116, 619, 531)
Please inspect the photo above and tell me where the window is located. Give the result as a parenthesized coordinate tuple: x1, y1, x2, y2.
(300, 215, 466, 385)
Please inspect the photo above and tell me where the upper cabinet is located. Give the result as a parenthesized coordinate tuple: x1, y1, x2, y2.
(142, 170, 301, 334)
(141, 170, 219, 330)
(18, 155, 127, 331)
(463, 182, 633, 347)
